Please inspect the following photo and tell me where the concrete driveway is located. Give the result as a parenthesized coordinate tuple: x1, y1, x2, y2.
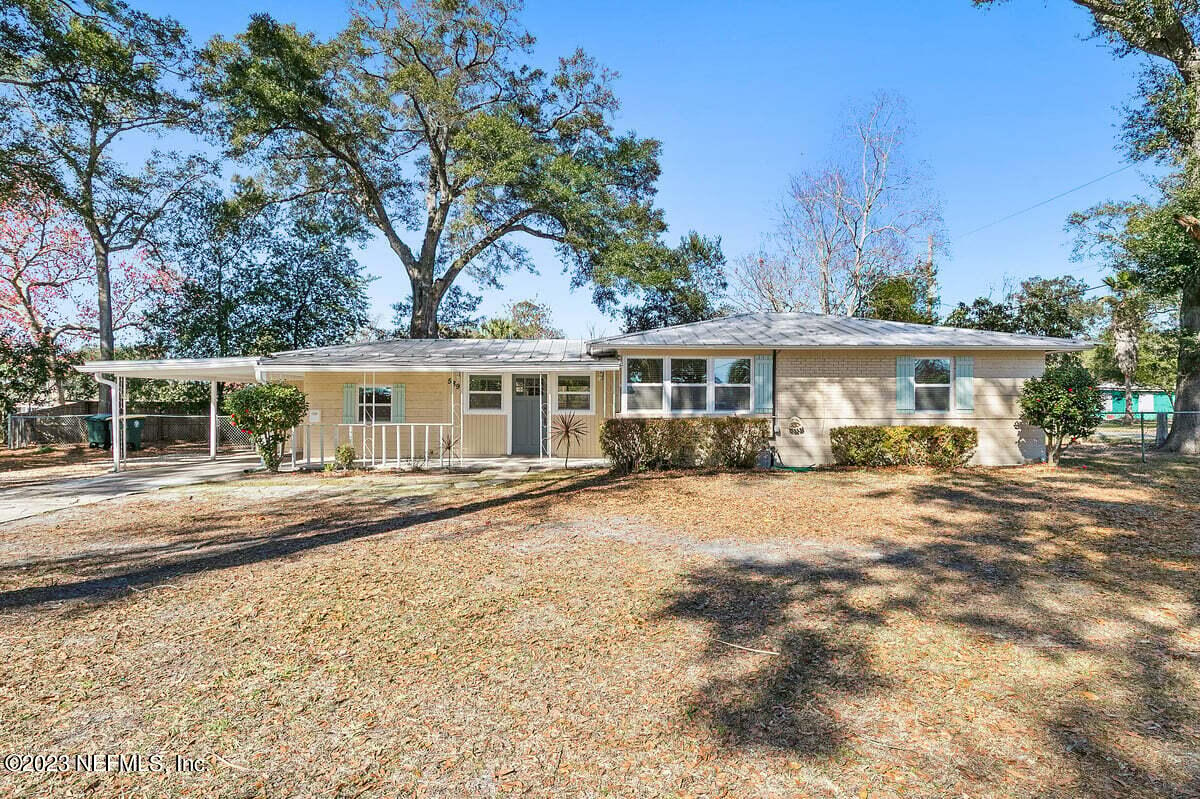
(0, 454, 261, 525)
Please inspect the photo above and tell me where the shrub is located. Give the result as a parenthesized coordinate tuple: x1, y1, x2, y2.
(1019, 363, 1104, 466)
(599, 418, 770, 474)
(830, 425, 978, 469)
(225, 383, 308, 472)
(333, 444, 356, 471)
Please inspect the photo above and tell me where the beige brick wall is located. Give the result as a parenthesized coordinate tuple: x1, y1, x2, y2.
(772, 349, 1045, 466)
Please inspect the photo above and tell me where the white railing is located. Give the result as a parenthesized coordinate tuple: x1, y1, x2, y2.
(289, 423, 460, 469)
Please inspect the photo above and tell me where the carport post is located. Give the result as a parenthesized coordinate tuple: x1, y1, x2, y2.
(209, 381, 218, 460)
(93, 375, 121, 473)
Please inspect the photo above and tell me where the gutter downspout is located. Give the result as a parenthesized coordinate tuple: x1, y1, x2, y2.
(772, 349, 779, 465)
(93, 374, 121, 473)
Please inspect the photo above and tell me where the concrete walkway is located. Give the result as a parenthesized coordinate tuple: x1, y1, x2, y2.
(0, 454, 261, 525)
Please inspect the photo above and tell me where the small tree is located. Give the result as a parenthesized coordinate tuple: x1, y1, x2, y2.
(551, 413, 588, 468)
(1019, 364, 1104, 467)
(225, 383, 308, 472)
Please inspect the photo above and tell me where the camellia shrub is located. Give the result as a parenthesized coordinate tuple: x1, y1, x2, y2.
(1019, 363, 1104, 467)
(225, 383, 308, 472)
(599, 418, 770, 474)
(830, 425, 978, 470)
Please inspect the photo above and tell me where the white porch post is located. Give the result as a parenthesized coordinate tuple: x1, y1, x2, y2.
(209, 380, 218, 460)
(113, 378, 122, 472)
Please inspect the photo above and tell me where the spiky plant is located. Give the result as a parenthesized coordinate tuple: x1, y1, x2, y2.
(551, 413, 588, 468)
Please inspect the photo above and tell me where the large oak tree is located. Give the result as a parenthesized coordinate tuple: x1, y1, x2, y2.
(201, 0, 672, 338)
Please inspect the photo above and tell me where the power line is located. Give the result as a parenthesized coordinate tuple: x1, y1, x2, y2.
(959, 162, 1140, 239)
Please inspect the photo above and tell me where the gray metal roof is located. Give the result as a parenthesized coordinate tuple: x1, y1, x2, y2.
(588, 312, 1092, 351)
(260, 337, 616, 370)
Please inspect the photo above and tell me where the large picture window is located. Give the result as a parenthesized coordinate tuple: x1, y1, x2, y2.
(623, 356, 757, 415)
(467, 374, 503, 410)
(556, 375, 592, 411)
(625, 357, 664, 411)
(358, 386, 392, 422)
(670, 358, 707, 411)
(713, 357, 752, 411)
(914, 358, 951, 412)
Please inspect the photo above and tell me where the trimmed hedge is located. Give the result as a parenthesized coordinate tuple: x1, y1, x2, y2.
(600, 417, 770, 474)
(829, 425, 977, 470)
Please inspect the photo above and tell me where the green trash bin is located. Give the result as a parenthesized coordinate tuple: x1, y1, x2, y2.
(85, 414, 112, 449)
(123, 415, 144, 451)
(85, 414, 144, 450)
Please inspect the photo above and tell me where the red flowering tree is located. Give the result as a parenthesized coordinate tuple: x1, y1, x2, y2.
(1019, 363, 1104, 467)
(0, 185, 176, 402)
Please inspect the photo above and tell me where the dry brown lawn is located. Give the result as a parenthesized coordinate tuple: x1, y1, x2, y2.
(0, 443, 1197, 798)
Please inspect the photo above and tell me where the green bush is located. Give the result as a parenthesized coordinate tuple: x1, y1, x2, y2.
(1019, 363, 1104, 467)
(599, 418, 770, 474)
(225, 383, 308, 472)
(334, 444, 356, 471)
(829, 425, 978, 469)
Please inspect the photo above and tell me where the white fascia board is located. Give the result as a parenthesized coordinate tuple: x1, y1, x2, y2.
(257, 361, 621, 373)
(602, 343, 1093, 353)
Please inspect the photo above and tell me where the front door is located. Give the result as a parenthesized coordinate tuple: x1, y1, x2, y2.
(511, 376, 546, 455)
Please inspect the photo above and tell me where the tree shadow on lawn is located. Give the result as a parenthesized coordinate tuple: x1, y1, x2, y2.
(659, 457, 1200, 797)
(0, 471, 651, 611)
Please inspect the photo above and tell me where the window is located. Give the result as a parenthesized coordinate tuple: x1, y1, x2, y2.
(623, 356, 762, 415)
(626, 357, 664, 411)
(556, 375, 592, 411)
(713, 357, 752, 411)
(468, 374, 503, 410)
(358, 385, 392, 422)
(670, 358, 707, 411)
(914, 358, 951, 412)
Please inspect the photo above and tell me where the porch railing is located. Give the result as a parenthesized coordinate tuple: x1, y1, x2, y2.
(289, 422, 460, 469)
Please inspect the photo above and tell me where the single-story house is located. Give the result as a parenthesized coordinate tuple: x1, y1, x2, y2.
(76, 312, 1090, 468)
(1097, 382, 1174, 419)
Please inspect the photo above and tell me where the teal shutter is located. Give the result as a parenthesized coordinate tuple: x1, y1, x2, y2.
(342, 383, 356, 423)
(896, 356, 915, 414)
(753, 355, 774, 414)
(391, 384, 405, 422)
(954, 357, 974, 412)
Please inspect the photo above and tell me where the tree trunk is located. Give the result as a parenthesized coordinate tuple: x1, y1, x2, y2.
(94, 244, 115, 413)
(1122, 377, 1135, 426)
(1161, 277, 1200, 453)
(408, 277, 441, 339)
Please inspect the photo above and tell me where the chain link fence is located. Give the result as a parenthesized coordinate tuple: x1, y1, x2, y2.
(1094, 410, 1200, 462)
(7, 414, 253, 450)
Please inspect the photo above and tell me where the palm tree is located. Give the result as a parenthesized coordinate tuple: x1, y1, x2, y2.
(1101, 271, 1149, 425)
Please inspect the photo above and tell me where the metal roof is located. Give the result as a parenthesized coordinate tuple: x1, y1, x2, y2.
(260, 337, 617, 372)
(74, 356, 260, 382)
(588, 312, 1093, 351)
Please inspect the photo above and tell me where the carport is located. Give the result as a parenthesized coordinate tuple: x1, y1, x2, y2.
(74, 357, 261, 472)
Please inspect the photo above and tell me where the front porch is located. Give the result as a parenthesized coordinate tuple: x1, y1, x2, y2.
(74, 356, 619, 473)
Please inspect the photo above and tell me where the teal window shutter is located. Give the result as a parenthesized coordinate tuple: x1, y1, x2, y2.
(896, 356, 915, 414)
(955, 356, 974, 412)
(753, 355, 774, 414)
(391, 384, 405, 422)
(342, 383, 356, 423)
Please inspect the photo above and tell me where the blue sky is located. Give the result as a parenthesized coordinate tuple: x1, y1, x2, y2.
(144, 0, 1161, 337)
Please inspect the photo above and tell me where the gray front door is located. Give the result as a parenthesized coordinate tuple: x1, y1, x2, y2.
(511, 376, 545, 455)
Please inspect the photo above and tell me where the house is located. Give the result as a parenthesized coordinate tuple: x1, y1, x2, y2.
(76, 312, 1091, 468)
(1097, 382, 1174, 420)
